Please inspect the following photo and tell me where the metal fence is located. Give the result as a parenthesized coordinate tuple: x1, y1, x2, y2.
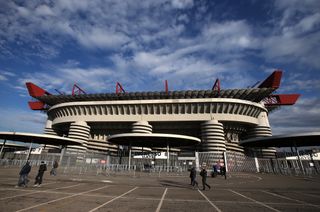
(198, 151, 320, 176)
(1, 150, 319, 177)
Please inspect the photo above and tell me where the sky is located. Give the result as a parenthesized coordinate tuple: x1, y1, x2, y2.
(0, 0, 319, 135)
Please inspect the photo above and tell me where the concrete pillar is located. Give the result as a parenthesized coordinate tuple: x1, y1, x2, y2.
(132, 121, 152, 134)
(44, 120, 58, 136)
(43, 120, 60, 152)
(201, 120, 226, 153)
(200, 120, 226, 169)
(246, 111, 276, 158)
(130, 121, 153, 167)
(67, 121, 90, 160)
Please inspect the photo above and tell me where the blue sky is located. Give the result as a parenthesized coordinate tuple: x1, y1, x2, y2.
(0, 0, 319, 135)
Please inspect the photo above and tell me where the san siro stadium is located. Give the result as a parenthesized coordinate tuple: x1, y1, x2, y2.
(24, 70, 299, 171)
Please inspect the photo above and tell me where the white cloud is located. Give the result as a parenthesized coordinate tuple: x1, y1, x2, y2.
(35, 5, 55, 16)
(1, 0, 189, 56)
(279, 72, 320, 93)
(16, 5, 31, 17)
(263, 0, 320, 68)
(17, 66, 116, 95)
(2, 71, 16, 77)
(0, 107, 46, 133)
(0, 71, 16, 81)
(56, 0, 91, 12)
(282, 13, 320, 37)
(1, 1, 317, 94)
(0, 0, 318, 72)
(283, 79, 320, 93)
(171, 0, 194, 9)
(201, 20, 258, 52)
(269, 97, 320, 134)
(0, 75, 7, 81)
(76, 28, 130, 49)
(177, 14, 189, 23)
(274, 0, 320, 27)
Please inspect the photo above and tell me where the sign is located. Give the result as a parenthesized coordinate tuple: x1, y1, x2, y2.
(14, 147, 42, 155)
(133, 152, 167, 159)
(178, 157, 195, 160)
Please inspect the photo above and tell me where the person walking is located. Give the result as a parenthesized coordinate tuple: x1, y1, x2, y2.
(189, 167, 199, 189)
(220, 165, 227, 179)
(34, 161, 47, 187)
(189, 167, 193, 185)
(200, 167, 211, 190)
(50, 160, 59, 176)
(16, 161, 31, 187)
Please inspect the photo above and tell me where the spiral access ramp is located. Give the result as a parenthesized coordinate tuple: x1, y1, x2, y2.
(246, 125, 276, 158)
(67, 121, 90, 153)
(132, 121, 152, 134)
(201, 120, 226, 153)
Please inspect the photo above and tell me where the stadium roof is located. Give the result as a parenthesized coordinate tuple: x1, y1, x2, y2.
(37, 87, 275, 106)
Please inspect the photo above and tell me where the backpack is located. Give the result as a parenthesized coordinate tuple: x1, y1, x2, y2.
(39, 164, 47, 172)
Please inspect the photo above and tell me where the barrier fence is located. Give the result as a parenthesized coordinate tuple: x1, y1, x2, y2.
(0, 150, 319, 177)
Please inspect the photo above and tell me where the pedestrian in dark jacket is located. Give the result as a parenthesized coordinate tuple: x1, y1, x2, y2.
(220, 165, 227, 179)
(200, 167, 211, 190)
(50, 160, 59, 176)
(34, 161, 47, 187)
(189, 167, 198, 189)
(16, 161, 31, 187)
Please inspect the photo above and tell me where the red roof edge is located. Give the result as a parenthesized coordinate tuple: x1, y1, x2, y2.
(265, 94, 300, 106)
(26, 82, 51, 98)
(258, 70, 283, 89)
(28, 101, 46, 110)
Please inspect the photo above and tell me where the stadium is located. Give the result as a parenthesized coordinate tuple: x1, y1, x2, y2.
(18, 70, 300, 170)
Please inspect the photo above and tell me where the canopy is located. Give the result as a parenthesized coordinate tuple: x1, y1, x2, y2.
(0, 132, 82, 146)
(0, 141, 29, 151)
(240, 132, 320, 148)
(108, 133, 201, 148)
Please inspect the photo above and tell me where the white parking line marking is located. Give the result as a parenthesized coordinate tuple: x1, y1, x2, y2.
(101, 180, 112, 183)
(261, 190, 320, 209)
(198, 190, 222, 212)
(88, 187, 138, 212)
(16, 185, 110, 212)
(53, 183, 83, 190)
(155, 188, 167, 212)
(0, 182, 57, 200)
(0, 183, 82, 194)
(229, 189, 280, 212)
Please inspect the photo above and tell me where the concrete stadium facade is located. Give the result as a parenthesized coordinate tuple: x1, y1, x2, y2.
(26, 70, 300, 164)
(42, 93, 274, 158)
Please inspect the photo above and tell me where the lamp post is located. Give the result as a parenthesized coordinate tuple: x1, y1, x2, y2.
(0, 139, 6, 159)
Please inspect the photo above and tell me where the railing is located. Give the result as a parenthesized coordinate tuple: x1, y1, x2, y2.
(1, 151, 319, 177)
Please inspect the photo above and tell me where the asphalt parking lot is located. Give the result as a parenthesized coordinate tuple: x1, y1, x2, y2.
(0, 167, 319, 212)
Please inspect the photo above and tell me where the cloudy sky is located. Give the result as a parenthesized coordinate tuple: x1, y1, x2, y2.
(0, 0, 319, 135)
